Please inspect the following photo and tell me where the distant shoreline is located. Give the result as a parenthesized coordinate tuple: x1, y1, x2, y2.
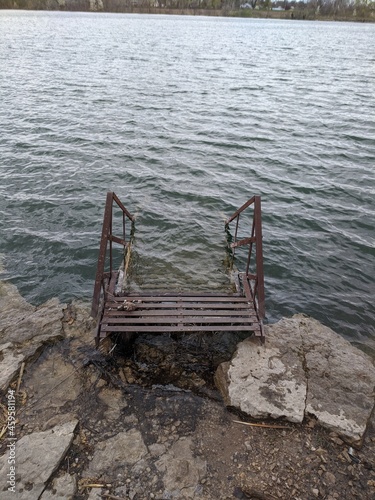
(1, 6, 374, 23)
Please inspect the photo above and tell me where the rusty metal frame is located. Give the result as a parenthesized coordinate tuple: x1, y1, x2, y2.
(92, 192, 265, 347)
(91, 192, 135, 320)
(226, 196, 265, 339)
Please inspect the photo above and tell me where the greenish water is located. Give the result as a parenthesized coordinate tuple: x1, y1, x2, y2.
(0, 11, 374, 351)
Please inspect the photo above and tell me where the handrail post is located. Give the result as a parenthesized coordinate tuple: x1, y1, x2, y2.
(91, 192, 113, 318)
(254, 196, 265, 319)
(226, 195, 265, 324)
(91, 192, 135, 319)
(233, 214, 240, 256)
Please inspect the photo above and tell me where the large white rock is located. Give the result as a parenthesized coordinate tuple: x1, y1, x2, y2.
(215, 314, 375, 446)
(0, 420, 78, 500)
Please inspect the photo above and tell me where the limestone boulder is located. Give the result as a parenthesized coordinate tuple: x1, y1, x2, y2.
(300, 315, 375, 445)
(215, 323, 307, 423)
(215, 314, 375, 447)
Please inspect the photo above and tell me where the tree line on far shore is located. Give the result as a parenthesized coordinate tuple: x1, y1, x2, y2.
(0, 0, 374, 22)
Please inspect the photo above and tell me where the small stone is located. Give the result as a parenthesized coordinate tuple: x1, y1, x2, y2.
(331, 436, 344, 446)
(312, 489, 319, 497)
(244, 441, 252, 451)
(306, 418, 316, 429)
(324, 472, 336, 485)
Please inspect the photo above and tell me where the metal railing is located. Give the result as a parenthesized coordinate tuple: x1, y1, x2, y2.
(91, 192, 135, 318)
(226, 196, 265, 321)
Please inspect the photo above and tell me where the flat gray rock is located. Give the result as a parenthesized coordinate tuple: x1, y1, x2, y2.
(2, 296, 63, 345)
(84, 428, 148, 478)
(0, 342, 25, 391)
(156, 437, 207, 499)
(0, 281, 64, 391)
(23, 351, 82, 410)
(0, 420, 78, 500)
(40, 473, 77, 500)
(215, 314, 375, 446)
(97, 387, 128, 420)
(0, 281, 34, 330)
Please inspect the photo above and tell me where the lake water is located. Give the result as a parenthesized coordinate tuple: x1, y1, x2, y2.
(0, 11, 374, 352)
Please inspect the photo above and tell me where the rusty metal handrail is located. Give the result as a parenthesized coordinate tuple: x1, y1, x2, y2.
(226, 196, 265, 321)
(91, 192, 135, 318)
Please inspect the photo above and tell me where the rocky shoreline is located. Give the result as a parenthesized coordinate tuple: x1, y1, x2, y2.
(1, 280, 375, 499)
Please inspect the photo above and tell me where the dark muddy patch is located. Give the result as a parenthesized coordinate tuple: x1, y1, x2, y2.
(101, 330, 252, 396)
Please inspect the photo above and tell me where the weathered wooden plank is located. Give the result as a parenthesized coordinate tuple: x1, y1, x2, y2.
(104, 309, 257, 317)
(105, 302, 253, 310)
(109, 295, 249, 303)
(121, 292, 240, 298)
(102, 316, 257, 324)
(100, 324, 260, 333)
